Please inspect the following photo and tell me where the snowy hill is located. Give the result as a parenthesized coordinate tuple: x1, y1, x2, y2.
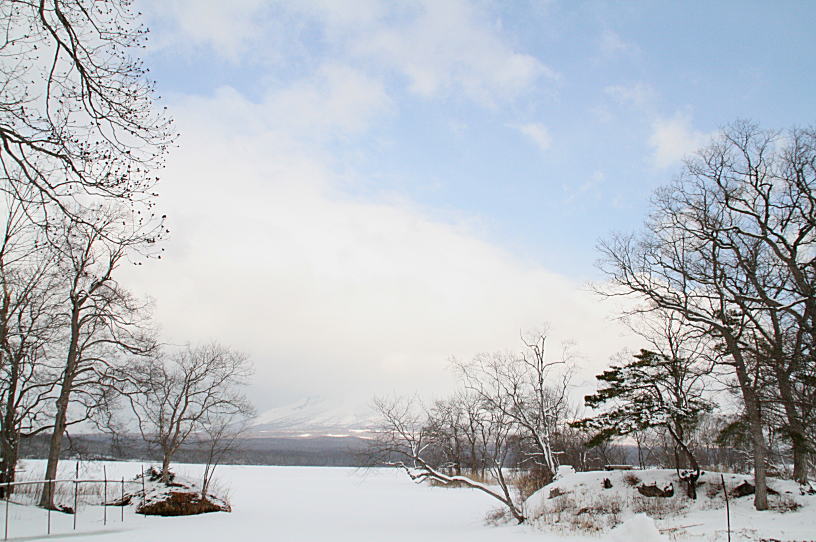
(248, 396, 377, 437)
(526, 468, 815, 540)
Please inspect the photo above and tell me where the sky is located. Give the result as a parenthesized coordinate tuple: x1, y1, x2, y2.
(121, 0, 816, 412)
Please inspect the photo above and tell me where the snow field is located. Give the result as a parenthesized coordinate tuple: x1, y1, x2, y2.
(4, 461, 570, 541)
(3, 461, 814, 541)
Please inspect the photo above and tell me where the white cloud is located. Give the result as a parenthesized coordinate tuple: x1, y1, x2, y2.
(126, 1, 626, 411)
(119, 86, 630, 410)
(176, 63, 390, 141)
(284, 0, 555, 105)
(142, 0, 554, 106)
(513, 123, 552, 151)
(604, 82, 656, 109)
(599, 29, 638, 58)
(562, 170, 604, 205)
(649, 112, 712, 168)
(141, 0, 270, 60)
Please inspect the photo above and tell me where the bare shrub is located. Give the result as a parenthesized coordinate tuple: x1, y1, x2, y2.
(515, 468, 552, 500)
(8, 471, 109, 509)
(631, 495, 685, 518)
(769, 495, 801, 513)
(623, 473, 642, 486)
(535, 493, 623, 532)
(428, 471, 493, 488)
(705, 483, 722, 500)
(484, 507, 511, 526)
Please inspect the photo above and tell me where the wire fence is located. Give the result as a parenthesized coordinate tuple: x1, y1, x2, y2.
(2, 463, 147, 540)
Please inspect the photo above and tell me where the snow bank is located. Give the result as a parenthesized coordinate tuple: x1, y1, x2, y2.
(609, 513, 667, 542)
(526, 467, 816, 540)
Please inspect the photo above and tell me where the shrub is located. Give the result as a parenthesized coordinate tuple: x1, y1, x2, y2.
(534, 493, 623, 532)
(769, 495, 801, 513)
(515, 468, 551, 500)
(484, 507, 510, 526)
(623, 473, 642, 486)
(631, 495, 685, 518)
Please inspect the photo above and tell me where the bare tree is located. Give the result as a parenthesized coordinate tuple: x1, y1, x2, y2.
(39, 209, 154, 509)
(198, 409, 254, 497)
(126, 343, 253, 484)
(598, 121, 816, 509)
(0, 0, 174, 229)
(455, 332, 572, 484)
(0, 192, 62, 496)
(370, 395, 526, 523)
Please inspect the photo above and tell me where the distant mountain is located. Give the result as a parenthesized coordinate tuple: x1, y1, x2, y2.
(249, 396, 378, 437)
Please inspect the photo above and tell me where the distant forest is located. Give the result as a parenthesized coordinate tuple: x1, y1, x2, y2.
(19, 434, 372, 468)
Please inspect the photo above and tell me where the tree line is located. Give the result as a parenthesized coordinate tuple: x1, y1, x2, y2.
(0, 0, 254, 508)
(372, 121, 816, 519)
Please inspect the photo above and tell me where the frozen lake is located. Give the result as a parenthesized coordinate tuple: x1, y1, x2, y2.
(3, 462, 572, 542)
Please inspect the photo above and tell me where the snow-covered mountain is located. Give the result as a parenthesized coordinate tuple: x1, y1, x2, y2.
(248, 396, 377, 438)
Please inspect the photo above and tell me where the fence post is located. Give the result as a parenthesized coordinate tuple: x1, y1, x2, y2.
(47, 480, 51, 535)
(4, 481, 9, 541)
(720, 474, 731, 542)
(120, 478, 124, 522)
(103, 465, 107, 526)
(73, 462, 79, 530)
(141, 465, 146, 511)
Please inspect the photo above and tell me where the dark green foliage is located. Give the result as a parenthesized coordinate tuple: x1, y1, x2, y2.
(571, 349, 712, 448)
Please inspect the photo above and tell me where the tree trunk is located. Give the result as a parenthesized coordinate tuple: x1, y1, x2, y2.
(792, 442, 809, 484)
(748, 413, 769, 510)
(38, 302, 80, 509)
(38, 388, 71, 508)
(773, 363, 809, 483)
(0, 358, 19, 499)
(0, 433, 18, 499)
(161, 452, 173, 484)
(734, 362, 768, 510)
(667, 424, 701, 500)
(723, 336, 769, 510)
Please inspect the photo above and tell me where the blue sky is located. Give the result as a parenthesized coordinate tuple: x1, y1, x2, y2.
(127, 0, 816, 409)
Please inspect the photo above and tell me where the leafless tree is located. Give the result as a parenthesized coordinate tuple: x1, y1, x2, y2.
(455, 332, 572, 484)
(39, 209, 155, 509)
(0, 0, 174, 231)
(198, 409, 254, 497)
(598, 121, 816, 509)
(370, 395, 526, 523)
(0, 192, 62, 496)
(126, 343, 253, 484)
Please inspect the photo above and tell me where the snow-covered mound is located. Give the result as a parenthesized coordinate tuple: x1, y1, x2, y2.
(526, 468, 815, 540)
(122, 467, 231, 516)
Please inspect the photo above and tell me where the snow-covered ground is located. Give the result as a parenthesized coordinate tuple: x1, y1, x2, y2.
(3, 461, 814, 541)
(4, 461, 563, 542)
(527, 468, 816, 541)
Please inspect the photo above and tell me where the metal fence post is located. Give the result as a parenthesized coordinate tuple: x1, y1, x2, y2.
(103, 466, 107, 526)
(73, 462, 79, 530)
(721, 474, 731, 542)
(141, 465, 146, 510)
(47, 480, 51, 535)
(120, 478, 124, 522)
